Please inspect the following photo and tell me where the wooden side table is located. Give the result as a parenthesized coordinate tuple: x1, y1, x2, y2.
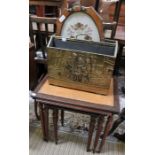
(32, 75, 120, 153)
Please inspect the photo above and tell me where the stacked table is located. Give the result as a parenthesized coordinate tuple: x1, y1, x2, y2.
(32, 75, 120, 153)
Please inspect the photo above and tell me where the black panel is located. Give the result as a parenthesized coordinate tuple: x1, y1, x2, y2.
(50, 38, 116, 56)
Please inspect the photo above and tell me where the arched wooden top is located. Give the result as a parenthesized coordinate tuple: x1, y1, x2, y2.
(56, 6, 104, 41)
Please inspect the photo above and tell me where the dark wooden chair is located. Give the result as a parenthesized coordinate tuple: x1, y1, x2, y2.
(29, 0, 63, 17)
(29, 15, 57, 78)
(29, 43, 37, 90)
(95, 0, 124, 39)
(29, 15, 56, 119)
(96, 0, 125, 75)
(29, 1, 61, 79)
(29, 15, 65, 123)
(69, 0, 124, 39)
(29, 1, 69, 80)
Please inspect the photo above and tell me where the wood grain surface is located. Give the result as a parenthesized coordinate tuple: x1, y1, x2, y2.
(38, 79, 114, 106)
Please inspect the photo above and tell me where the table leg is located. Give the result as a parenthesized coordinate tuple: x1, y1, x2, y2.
(98, 115, 113, 153)
(44, 106, 49, 141)
(93, 115, 104, 153)
(39, 102, 48, 141)
(61, 110, 64, 126)
(87, 115, 96, 152)
(53, 108, 59, 144)
(34, 99, 40, 120)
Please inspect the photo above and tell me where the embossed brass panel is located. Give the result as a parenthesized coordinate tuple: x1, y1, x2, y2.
(47, 36, 118, 95)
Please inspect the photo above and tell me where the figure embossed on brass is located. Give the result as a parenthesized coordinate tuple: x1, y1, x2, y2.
(65, 53, 92, 82)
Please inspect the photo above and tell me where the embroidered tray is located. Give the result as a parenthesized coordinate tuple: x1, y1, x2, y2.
(56, 6, 104, 42)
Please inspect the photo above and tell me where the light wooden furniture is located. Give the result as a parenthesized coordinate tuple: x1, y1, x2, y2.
(32, 75, 120, 153)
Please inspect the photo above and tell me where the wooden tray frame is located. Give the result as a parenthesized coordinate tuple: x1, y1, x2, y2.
(56, 6, 104, 41)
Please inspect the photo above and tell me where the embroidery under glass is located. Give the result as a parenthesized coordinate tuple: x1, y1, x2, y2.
(61, 12, 100, 42)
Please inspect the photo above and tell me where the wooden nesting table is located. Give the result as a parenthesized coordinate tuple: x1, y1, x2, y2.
(32, 75, 120, 153)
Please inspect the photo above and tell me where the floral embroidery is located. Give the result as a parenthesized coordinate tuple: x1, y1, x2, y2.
(67, 22, 93, 40)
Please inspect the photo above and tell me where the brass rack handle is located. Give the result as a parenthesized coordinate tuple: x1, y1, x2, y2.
(67, 5, 86, 12)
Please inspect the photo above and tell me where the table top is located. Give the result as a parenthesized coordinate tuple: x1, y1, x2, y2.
(39, 79, 114, 106)
(34, 75, 120, 114)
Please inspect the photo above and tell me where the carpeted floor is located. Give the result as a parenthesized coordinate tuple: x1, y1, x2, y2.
(29, 125, 125, 155)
